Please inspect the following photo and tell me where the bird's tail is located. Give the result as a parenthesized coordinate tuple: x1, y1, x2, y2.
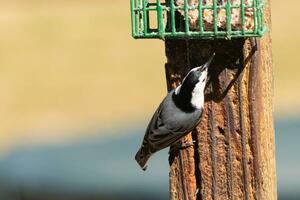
(135, 147, 151, 171)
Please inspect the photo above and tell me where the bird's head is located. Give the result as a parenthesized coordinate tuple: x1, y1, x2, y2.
(174, 53, 215, 111)
(175, 53, 214, 95)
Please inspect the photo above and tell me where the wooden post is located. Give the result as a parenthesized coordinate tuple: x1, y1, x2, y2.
(165, 1, 276, 200)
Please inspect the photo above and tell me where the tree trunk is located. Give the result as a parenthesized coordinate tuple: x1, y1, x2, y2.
(166, 1, 276, 200)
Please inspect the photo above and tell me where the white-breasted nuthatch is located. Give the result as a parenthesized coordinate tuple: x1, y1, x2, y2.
(135, 53, 215, 170)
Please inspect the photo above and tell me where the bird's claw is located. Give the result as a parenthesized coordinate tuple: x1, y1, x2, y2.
(180, 140, 196, 149)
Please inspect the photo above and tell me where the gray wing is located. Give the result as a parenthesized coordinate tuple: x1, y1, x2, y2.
(135, 91, 202, 169)
(143, 92, 201, 154)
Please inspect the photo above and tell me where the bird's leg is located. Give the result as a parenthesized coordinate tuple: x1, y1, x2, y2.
(168, 140, 196, 165)
(169, 139, 194, 155)
(180, 140, 196, 149)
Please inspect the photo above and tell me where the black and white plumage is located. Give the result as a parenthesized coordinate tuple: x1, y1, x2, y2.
(135, 54, 215, 170)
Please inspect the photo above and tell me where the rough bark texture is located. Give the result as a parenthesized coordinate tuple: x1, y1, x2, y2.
(166, 1, 276, 200)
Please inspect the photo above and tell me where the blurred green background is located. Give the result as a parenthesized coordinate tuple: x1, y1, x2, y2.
(0, 0, 298, 199)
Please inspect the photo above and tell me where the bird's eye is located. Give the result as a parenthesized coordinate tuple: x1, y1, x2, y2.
(202, 78, 206, 83)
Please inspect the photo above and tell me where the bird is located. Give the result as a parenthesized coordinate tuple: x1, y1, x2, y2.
(135, 54, 215, 170)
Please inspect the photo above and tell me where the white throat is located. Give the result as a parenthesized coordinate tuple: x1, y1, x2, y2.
(191, 81, 205, 109)
(175, 67, 207, 110)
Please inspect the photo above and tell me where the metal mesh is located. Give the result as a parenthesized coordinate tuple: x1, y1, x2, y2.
(130, 0, 266, 39)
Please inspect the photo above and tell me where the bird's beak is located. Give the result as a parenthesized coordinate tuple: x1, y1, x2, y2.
(200, 53, 215, 71)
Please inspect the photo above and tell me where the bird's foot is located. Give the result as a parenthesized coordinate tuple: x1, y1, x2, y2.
(168, 140, 195, 165)
(180, 140, 196, 149)
(168, 140, 195, 156)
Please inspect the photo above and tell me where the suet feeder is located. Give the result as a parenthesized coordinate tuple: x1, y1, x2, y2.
(130, 0, 266, 39)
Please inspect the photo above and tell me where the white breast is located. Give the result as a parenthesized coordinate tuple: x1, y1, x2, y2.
(191, 81, 205, 109)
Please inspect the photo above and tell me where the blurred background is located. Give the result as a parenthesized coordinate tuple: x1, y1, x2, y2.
(0, 0, 298, 199)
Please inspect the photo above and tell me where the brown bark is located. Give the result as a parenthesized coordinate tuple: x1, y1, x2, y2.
(166, 2, 276, 200)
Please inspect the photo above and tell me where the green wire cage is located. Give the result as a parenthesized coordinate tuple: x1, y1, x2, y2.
(130, 0, 267, 39)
